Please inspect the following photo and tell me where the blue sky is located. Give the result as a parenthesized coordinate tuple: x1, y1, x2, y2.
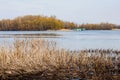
(0, 0, 120, 24)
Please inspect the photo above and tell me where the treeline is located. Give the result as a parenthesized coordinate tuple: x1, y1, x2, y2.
(0, 15, 77, 31)
(0, 15, 118, 31)
(79, 23, 117, 30)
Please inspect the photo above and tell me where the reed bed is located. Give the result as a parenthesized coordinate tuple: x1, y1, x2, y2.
(0, 39, 120, 80)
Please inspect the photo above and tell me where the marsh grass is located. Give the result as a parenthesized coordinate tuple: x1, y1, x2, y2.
(0, 39, 120, 80)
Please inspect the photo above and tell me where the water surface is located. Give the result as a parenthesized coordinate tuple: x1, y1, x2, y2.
(0, 30, 120, 50)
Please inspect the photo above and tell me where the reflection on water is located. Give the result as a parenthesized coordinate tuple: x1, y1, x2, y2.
(0, 30, 120, 50)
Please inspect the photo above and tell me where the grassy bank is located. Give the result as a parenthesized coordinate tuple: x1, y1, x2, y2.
(0, 39, 120, 80)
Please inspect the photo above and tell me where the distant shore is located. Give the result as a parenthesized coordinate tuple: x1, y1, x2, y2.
(57, 29, 73, 31)
(112, 28, 120, 30)
(46, 29, 73, 31)
(0, 28, 120, 31)
(0, 15, 119, 31)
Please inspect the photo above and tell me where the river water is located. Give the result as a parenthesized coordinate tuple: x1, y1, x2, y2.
(0, 30, 120, 50)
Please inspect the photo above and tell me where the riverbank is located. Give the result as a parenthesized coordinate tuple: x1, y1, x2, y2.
(0, 39, 120, 80)
(112, 28, 120, 30)
(46, 29, 73, 31)
(57, 29, 73, 31)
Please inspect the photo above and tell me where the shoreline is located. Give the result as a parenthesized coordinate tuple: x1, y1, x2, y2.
(0, 29, 120, 31)
(112, 28, 120, 30)
(57, 29, 73, 31)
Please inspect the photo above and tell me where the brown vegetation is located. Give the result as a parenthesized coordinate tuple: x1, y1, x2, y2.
(0, 15, 77, 31)
(0, 39, 120, 80)
(0, 15, 118, 31)
(79, 23, 117, 30)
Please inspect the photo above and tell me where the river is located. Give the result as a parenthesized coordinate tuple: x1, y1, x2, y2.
(0, 30, 120, 50)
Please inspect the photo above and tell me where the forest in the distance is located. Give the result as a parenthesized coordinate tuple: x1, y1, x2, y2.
(0, 15, 119, 31)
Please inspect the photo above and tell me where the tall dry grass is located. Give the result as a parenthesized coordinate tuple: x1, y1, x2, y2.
(0, 39, 120, 80)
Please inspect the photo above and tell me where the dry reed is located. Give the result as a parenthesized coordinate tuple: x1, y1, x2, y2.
(0, 39, 120, 80)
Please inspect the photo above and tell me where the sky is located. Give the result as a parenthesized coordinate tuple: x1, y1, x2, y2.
(0, 0, 120, 24)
